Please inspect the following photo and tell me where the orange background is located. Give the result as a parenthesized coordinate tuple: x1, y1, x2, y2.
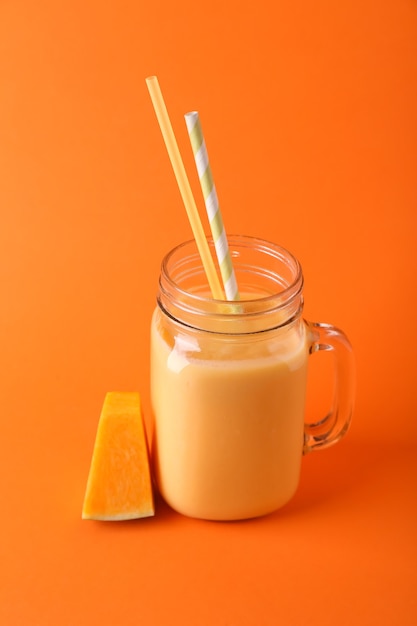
(1, 0, 416, 624)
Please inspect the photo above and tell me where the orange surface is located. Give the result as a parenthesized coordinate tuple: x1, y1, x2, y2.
(0, 0, 416, 624)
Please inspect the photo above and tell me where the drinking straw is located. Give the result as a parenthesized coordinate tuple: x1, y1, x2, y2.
(145, 76, 224, 300)
(185, 111, 240, 301)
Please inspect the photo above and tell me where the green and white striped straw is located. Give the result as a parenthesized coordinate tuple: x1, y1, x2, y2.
(185, 111, 239, 301)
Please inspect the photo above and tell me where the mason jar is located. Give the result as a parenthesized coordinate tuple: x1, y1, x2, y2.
(150, 235, 355, 520)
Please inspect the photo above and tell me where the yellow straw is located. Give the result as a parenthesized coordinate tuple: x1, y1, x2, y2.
(145, 76, 224, 300)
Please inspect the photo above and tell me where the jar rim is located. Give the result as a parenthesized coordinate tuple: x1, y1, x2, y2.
(161, 234, 303, 307)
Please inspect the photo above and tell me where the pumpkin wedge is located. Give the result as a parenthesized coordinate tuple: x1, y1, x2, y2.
(82, 392, 154, 521)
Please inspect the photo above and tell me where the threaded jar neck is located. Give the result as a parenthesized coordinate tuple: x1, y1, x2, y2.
(157, 235, 304, 335)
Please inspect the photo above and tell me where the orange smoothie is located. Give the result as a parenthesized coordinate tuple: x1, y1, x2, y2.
(150, 310, 309, 520)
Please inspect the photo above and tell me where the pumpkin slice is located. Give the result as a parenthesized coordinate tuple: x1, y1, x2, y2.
(82, 392, 154, 521)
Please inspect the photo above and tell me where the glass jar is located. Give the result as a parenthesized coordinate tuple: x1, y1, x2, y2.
(150, 235, 354, 520)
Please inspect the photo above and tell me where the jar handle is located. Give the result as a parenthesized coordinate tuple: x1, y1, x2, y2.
(303, 321, 355, 454)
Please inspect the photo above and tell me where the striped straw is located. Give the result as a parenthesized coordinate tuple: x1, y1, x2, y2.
(185, 111, 239, 301)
